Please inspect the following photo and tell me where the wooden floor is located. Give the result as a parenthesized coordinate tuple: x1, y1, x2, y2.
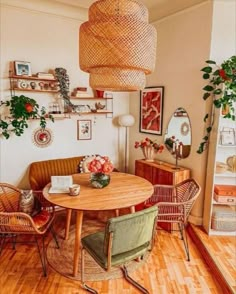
(0, 211, 232, 294)
(188, 224, 236, 294)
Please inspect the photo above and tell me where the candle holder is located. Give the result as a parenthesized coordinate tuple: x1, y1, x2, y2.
(172, 142, 183, 170)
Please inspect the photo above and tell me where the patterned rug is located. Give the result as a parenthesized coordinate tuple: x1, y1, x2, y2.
(46, 218, 150, 281)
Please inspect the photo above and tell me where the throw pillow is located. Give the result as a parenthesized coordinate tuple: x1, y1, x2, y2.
(78, 155, 97, 173)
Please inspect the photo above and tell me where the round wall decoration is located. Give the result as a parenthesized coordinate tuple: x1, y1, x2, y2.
(32, 128, 53, 148)
(180, 122, 190, 136)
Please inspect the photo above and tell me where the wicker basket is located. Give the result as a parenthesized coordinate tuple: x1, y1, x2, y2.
(211, 205, 236, 231)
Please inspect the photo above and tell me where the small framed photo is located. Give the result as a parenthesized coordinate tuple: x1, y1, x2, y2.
(14, 61, 32, 76)
(220, 127, 236, 146)
(77, 120, 92, 140)
(140, 86, 164, 135)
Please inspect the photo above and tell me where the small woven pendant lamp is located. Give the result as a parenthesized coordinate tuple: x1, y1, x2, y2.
(79, 0, 157, 91)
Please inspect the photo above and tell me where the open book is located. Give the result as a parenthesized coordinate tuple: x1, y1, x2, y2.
(49, 176, 73, 194)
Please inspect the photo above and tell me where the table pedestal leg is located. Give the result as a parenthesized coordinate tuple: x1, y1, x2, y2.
(65, 209, 72, 240)
(73, 210, 83, 277)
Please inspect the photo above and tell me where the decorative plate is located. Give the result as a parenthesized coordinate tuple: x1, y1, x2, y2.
(32, 128, 53, 148)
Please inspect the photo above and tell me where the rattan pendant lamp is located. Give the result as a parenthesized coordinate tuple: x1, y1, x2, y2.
(79, 0, 157, 91)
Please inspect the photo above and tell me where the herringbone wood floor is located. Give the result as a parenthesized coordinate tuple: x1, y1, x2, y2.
(0, 211, 228, 294)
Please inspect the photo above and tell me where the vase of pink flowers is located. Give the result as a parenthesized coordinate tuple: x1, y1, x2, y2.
(134, 138, 164, 161)
(87, 156, 114, 188)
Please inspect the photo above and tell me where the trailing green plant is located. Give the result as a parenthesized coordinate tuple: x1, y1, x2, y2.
(55, 67, 75, 111)
(0, 95, 54, 139)
(197, 55, 236, 154)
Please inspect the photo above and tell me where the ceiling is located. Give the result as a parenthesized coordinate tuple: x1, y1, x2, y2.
(51, 0, 208, 22)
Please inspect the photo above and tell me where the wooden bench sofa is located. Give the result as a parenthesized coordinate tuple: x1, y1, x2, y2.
(29, 156, 85, 239)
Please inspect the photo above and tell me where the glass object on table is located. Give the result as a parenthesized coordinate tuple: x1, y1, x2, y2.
(90, 172, 110, 188)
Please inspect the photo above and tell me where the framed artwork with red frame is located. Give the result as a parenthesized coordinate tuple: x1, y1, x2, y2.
(140, 86, 164, 135)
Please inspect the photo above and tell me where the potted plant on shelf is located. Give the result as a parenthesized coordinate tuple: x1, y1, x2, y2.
(0, 95, 54, 139)
(197, 55, 236, 154)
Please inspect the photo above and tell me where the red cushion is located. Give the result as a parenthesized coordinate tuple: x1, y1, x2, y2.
(32, 210, 50, 228)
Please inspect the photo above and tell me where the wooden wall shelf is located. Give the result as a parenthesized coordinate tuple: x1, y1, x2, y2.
(9, 74, 57, 82)
(70, 97, 113, 100)
(10, 88, 58, 93)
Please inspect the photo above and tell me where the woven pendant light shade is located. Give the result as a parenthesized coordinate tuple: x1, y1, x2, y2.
(79, 0, 157, 91)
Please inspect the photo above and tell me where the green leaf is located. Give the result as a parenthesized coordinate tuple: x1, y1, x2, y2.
(203, 85, 214, 91)
(201, 66, 212, 73)
(205, 60, 216, 64)
(203, 73, 210, 79)
(213, 89, 222, 95)
(213, 69, 219, 76)
(206, 126, 212, 133)
(204, 114, 209, 122)
(213, 100, 222, 108)
(203, 92, 211, 100)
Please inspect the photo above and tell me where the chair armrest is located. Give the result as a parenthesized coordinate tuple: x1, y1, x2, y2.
(0, 211, 40, 233)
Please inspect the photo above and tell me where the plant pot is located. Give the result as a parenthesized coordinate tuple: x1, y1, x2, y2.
(95, 90, 104, 98)
(90, 172, 110, 188)
(142, 146, 155, 162)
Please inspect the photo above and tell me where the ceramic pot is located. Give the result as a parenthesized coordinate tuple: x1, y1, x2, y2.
(142, 146, 155, 162)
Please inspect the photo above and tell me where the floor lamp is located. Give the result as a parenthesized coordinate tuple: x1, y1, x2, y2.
(118, 114, 135, 173)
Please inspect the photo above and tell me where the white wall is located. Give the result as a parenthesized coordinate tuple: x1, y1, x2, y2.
(0, 1, 130, 188)
(129, 1, 214, 224)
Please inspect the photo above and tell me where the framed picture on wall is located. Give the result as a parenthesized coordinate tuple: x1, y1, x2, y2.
(77, 120, 92, 140)
(220, 127, 235, 146)
(140, 86, 164, 135)
(14, 61, 32, 76)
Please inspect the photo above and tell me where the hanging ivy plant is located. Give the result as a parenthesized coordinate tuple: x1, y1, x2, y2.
(0, 95, 54, 139)
(197, 55, 236, 154)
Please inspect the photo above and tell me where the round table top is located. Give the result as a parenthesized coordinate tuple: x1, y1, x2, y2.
(43, 172, 153, 211)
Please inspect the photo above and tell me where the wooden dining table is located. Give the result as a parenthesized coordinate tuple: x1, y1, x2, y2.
(43, 172, 154, 277)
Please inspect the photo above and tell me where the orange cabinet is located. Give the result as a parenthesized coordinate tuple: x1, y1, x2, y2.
(135, 159, 191, 185)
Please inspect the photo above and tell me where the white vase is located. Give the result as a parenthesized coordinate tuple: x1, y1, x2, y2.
(142, 146, 155, 161)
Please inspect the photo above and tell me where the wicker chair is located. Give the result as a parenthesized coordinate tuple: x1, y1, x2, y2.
(145, 178, 201, 261)
(0, 183, 59, 276)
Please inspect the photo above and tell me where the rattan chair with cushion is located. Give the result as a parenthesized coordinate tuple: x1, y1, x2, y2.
(144, 178, 201, 261)
(0, 183, 59, 276)
(81, 206, 158, 294)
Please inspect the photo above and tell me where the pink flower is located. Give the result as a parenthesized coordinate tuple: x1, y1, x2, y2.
(134, 138, 164, 153)
(87, 156, 114, 174)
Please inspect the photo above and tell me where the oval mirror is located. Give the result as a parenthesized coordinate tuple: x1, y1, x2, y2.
(164, 107, 191, 158)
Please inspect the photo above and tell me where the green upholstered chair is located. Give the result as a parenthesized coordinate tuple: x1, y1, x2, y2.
(81, 206, 158, 294)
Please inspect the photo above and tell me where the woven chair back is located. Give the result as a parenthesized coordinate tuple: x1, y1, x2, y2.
(0, 183, 21, 212)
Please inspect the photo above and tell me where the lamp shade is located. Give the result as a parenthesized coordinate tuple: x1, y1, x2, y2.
(79, 0, 157, 91)
(118, 114, 135, 127)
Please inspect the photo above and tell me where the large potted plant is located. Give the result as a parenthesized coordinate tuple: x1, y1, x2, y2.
(0, 95, 54, 139)
(197, 55, 236, 154)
